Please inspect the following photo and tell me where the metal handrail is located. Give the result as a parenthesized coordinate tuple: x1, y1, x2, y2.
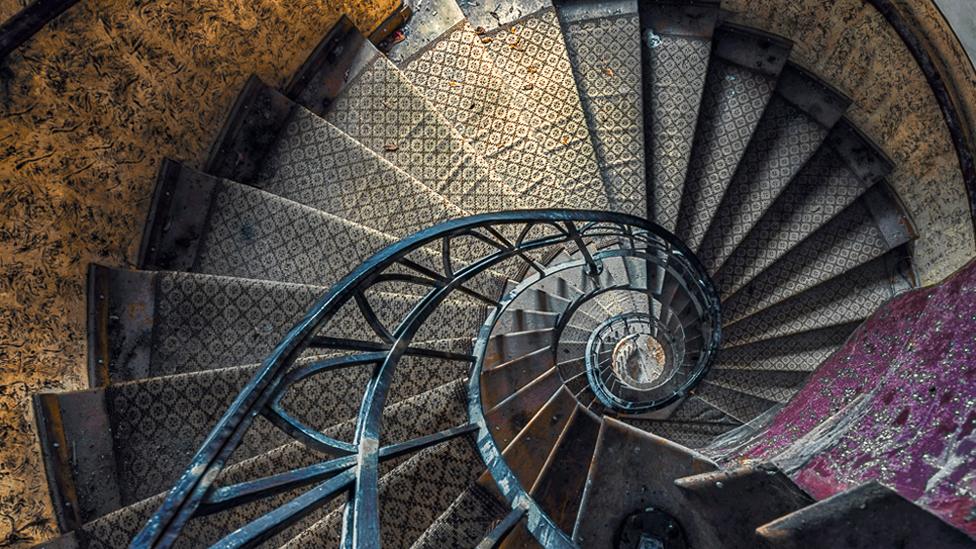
(132, 209, 720, 549)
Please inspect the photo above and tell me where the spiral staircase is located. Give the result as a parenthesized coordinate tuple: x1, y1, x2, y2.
(27, 0, 976, 547)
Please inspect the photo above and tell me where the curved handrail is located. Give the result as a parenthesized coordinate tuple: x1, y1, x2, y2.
(132, 209, 719, 549)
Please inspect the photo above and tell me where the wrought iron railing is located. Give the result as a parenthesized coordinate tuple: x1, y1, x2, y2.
(132, 210, 720, 549)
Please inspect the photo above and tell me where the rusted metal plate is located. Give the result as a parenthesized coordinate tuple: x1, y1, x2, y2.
(573, 417, 719, 547)
(86, 265, 156, 385)
(486, 374, 570, 454)
(286, 16, 374, 115)
(530, 406, 602, 532)
(482, 347, 555, 410)
(33, 389, 121, 529)
(674, 462, 813, 547)
(498, 387, 578, 494)
(203, 76, 296, 183)
(757, 482, 976, 548)
(137, 158, 218, 271)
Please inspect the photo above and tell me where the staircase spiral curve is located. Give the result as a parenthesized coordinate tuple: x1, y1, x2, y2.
(28, 0, 976, 548)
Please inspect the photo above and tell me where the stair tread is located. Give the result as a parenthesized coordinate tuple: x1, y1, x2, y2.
(558, 2, 645, 216)
(70, 378, 468, 548)
(530, 405, 602, 532)
(409, 483, 509, 549)
(324, 43, 528, 214)
(695, 380, 780, 423)
(676, 25, 790, 250)
(721, 191, 912, 325)
(95, 266, 488, 382)
(281, 436, 484, 548)
(716, 322, 860, 373)
(722, 248, 912, 346)
(574, 417, 719, 546)
(257, 105, 472, 236)
(640, 0, 719, 229)
(103, 352, 469, 506)
(715, 121, 891, 298)
(456, 6, 611, 207)
(695, 62, 851, 272)
(397, 16, 610, 210)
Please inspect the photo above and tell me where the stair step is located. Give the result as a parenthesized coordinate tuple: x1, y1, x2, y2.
(409, 483, 509, 549)
(456, 4, 611, 209)
(496, 386, 578, 492)
(695, 61, 851, 272)
(721, 185, 915, 325)
(557, 0, 645, 216)
(484, 328, 557, 367)
(530, 406, 602, 531)
(674, 462, 813, 547)
(715, 119, 894, 298)
(482, 347, 555, 410)
(89, 266, 486, 382)
(320, 39, 527, 214)
(756, 482, 975, 548)
(640, 0, 720, 229)
(694, 381, 780, 423)
(675, 23, 792, 250)
(623, 418, 740, 449)
(57, 378, 468, 548)
(256, 100, 472, 236)
(39, 353, 469, 517)
(722, 247, 913, 347)
(705, 369, 809, 403)
(396, 11, 610, 211)
(716, 322, 860, 373)
(485, 367, 563, 448)
(718, 285, 936, 464)
(573, 417, 719, 546)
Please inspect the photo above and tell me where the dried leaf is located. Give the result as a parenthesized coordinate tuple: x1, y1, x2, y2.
(527, 66, 538, 74)
(523, 83, 534, 91)
(604, 67, 615, 77)
(475, 26, 486, 35)
(449, 81, 460, 87)
(480, 36, 493, 44)
(384, 144, 399, 152)
(561, 136, 570, 145)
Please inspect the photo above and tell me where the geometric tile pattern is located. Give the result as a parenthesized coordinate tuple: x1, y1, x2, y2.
(400, 21, 609, 210)
(83, 380, 470, 549)
(410, 484, 509, 549)
(716, 322, 859, 373)
(721, 255, 902, 346)
(278, 394, 476, 548)
(107, 366, 291, 504)
(196, 181, 394, 287)
(258, 107, 470, 237)
(706, 369, 808, 403)
(695, 97, 829, 273)
(151, 272, 324, 377)
(477, 8, 610, 210)
(715, 144, 872, 297)
(326, 55, 527, 214)
(676, 60, 777, 249)
(646, 35, 711, 231)
(696, 380, 779, 423)
(721, 200, 892, 324)
(561, 13, 646, 216)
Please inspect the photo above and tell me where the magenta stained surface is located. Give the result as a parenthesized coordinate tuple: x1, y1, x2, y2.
(712, 259, 976, 536)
